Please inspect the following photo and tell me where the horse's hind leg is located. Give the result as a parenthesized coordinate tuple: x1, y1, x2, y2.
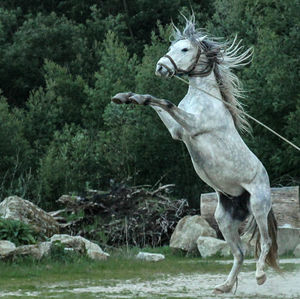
(214, 192, 248, 293)
(244, 166, 277, 285)
(249, 187, 272, 284)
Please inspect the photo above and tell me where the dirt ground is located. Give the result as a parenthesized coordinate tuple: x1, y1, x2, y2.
(1, 259, 300, 298)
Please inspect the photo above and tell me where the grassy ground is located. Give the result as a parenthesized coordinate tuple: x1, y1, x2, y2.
(0, 247, 298, 298)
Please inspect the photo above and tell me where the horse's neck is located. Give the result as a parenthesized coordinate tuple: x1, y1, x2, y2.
(186, 73, 221, 101)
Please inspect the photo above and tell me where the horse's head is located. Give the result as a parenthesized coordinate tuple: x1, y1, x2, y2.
(156, 36, 207, 78)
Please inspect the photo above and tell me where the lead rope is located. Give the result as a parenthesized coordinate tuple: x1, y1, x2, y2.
(174, 75, 300, 152)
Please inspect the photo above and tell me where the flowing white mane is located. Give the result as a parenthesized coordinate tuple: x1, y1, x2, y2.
(171, 15, 253, 133)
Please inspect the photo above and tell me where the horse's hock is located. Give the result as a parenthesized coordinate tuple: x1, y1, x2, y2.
(200, 186, 300, 256)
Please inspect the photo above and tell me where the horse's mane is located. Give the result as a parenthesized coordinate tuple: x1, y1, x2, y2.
(171, 15, 252, 134)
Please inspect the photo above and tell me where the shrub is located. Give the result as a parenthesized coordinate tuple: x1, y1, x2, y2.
(35, 125, 108, 208)
(0, 218, 43, 246)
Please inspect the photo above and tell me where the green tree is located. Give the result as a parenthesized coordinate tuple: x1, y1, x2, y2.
(36, 125, 108, 208)
(0, 95, 32, 199)
(82, 31, 138, 131)
(0, 12, 88, 106)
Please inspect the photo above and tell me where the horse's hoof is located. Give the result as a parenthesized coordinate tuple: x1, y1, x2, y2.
(213, 284, 233, 294)
(111, 97, 122, 104)
(213, 288, 225, 294)
(256, 273, 267, 285)
(111, 92, 133, 104)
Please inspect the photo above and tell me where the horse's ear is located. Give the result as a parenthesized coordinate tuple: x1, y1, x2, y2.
(198, 35, 207, 42)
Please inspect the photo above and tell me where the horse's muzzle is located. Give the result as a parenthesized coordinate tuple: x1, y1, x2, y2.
(155, 64, 169, 77)
(155, 57, 175, 78)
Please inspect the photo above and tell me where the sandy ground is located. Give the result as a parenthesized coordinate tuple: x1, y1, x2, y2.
(1, 259, 300, 298)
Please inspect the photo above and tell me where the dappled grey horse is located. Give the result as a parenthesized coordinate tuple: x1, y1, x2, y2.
(112, 16, 279, 294)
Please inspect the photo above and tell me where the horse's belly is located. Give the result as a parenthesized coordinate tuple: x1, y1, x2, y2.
(184, 136, 259, 195)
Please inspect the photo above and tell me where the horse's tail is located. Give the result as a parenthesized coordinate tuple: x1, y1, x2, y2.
(250, 209, 280, 271)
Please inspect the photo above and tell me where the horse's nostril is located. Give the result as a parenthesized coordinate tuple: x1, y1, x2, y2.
(158, 65, 163, 72)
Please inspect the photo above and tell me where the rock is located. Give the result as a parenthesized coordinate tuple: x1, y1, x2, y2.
(13, 244, 43, 259)
(170, 215, 216, 253)
(38, 242, 52, 257)
(0, 241, 53, 260)
(197, 236, 231, 258)
(200, 186, 300, 235)
(241, 233, 256, 257)
(240, 227, 300, 257)
(50, 234, 86, 253)
(136, 252, 165, 262)
(0, 240, 16, 257)
(294, 244, 300, 257)
(8, 242, 52, 260)
(277, 227, 300, 255)
(0, 196, 60, 237)
(50, 234, 109, 260)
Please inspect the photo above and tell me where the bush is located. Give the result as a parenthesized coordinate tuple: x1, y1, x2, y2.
(0, 218, 43, 246)
(35, 125, 108, 208)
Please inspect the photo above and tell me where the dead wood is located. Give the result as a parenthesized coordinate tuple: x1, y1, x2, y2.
(51, 183, 196, 247)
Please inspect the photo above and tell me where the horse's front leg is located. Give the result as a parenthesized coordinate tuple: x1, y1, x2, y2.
(112, 93, 204, 136)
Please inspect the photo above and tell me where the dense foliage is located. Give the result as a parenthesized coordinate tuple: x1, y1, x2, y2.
(0, 1, 299, 209)
(0, 218, 44, 246)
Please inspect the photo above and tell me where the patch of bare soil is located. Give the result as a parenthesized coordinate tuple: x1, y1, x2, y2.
(65, 269, 300, 298)
(1, 259, 299, 298)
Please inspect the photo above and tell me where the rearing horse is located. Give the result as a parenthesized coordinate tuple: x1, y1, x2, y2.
(112, 16, 279, 294)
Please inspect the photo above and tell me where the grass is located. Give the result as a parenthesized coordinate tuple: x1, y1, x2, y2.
(0, 246, 231, 285)
(0, 246, 298, 298)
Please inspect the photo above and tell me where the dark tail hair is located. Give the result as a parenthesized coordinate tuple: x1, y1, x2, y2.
(252, 209, 280, 271)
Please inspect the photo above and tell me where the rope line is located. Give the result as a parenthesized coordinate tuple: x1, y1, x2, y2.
(174, 75, 300, 152)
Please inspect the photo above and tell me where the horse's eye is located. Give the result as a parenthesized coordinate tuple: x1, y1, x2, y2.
(182, 48, 189, 52)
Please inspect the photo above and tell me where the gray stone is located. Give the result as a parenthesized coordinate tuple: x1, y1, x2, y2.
(136, 252, 165, 262)
(0, 241, 53, 260)
(0, 240, 16, 257)
(196, 236, 231, 258)
(170, 215, 216, 253)
(38, 242, 52, 257)
(241, 233, 255, 257)
(13, 244, 43, 259)
(277, 227, 300, 255)
(294, 244, 300, 258)
(0, 196, 60, 237)
(50, 234, 109, 260)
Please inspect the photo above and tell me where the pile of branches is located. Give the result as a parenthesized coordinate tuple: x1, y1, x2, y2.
(50, 183, 196, 247)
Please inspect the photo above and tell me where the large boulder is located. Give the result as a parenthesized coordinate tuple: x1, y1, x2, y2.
(277, 226, 300, 255)
(241, 233, 256, 257)
(170, 215, 216, 253)
(0, 196, 60, 237)
(242, 226, 300, 257)
(197, 236, 231, 258)
(50, 234, 109, 260)
(0, 240, 16, 257)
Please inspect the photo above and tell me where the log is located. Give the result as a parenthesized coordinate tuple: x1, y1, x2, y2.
(200, 186, 300, 235)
